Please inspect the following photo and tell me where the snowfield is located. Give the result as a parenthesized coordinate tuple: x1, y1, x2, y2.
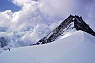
(0, 31, 95, 63)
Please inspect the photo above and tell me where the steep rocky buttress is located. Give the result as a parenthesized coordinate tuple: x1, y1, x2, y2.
(35, 15, 95, 45)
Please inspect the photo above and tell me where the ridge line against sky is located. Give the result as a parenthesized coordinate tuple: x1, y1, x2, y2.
(0, 0, 95, 46)
(0, 0, 94, 30)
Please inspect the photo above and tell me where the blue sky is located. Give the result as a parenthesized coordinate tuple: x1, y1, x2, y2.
(0, 0, 21, 12)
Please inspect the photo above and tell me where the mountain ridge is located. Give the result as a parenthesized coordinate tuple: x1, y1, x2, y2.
(0, 31, 95, 63)
(35, 15, 95, 45)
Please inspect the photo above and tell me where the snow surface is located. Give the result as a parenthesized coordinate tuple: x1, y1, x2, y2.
(0, 31, 95, 63)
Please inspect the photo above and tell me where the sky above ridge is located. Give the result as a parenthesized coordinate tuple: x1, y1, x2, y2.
(0, 0, 95, 45)
(0, 0, 94, 29)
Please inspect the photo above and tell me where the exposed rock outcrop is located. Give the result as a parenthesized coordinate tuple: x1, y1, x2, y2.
(35, 15, 95, 45)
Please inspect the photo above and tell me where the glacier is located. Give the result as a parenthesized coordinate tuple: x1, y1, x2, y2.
(0, 30, 95, 63)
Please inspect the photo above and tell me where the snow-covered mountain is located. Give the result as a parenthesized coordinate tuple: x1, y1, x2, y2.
(0, 15, 95, 63)
(0, 15, 95, 51)
(36, 15, 95, 45)
(0, 15, 95, 50)
(0, 31, 95, 63)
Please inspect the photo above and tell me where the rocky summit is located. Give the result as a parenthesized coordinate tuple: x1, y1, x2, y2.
(36, 15, 95, 45)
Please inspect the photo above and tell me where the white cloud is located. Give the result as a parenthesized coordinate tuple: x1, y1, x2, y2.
(0, 10, 12, 27)
(0, 0, 57, 47)
(39, 0, 76, 18)
(13, 0, 32, 6)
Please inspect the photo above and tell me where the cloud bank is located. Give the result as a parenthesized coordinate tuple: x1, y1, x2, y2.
(0, 0, 95, 48)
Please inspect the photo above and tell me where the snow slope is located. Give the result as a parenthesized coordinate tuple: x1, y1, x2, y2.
(0, 31, 95, 63)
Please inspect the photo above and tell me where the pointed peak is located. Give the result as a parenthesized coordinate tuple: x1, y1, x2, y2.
(35, 15, 95, 45)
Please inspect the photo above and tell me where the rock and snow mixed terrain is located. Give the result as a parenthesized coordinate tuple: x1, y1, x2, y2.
(0, 15, 95, 63)
(36, 15, 95, 45)
(0, 15, 94, 49)
(0, 31, 95, 63)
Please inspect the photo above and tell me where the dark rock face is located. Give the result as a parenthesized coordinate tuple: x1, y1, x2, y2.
(0, 37, 9, 48)
(74, 15, 95, 36)
(35, 15, 95, 45)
